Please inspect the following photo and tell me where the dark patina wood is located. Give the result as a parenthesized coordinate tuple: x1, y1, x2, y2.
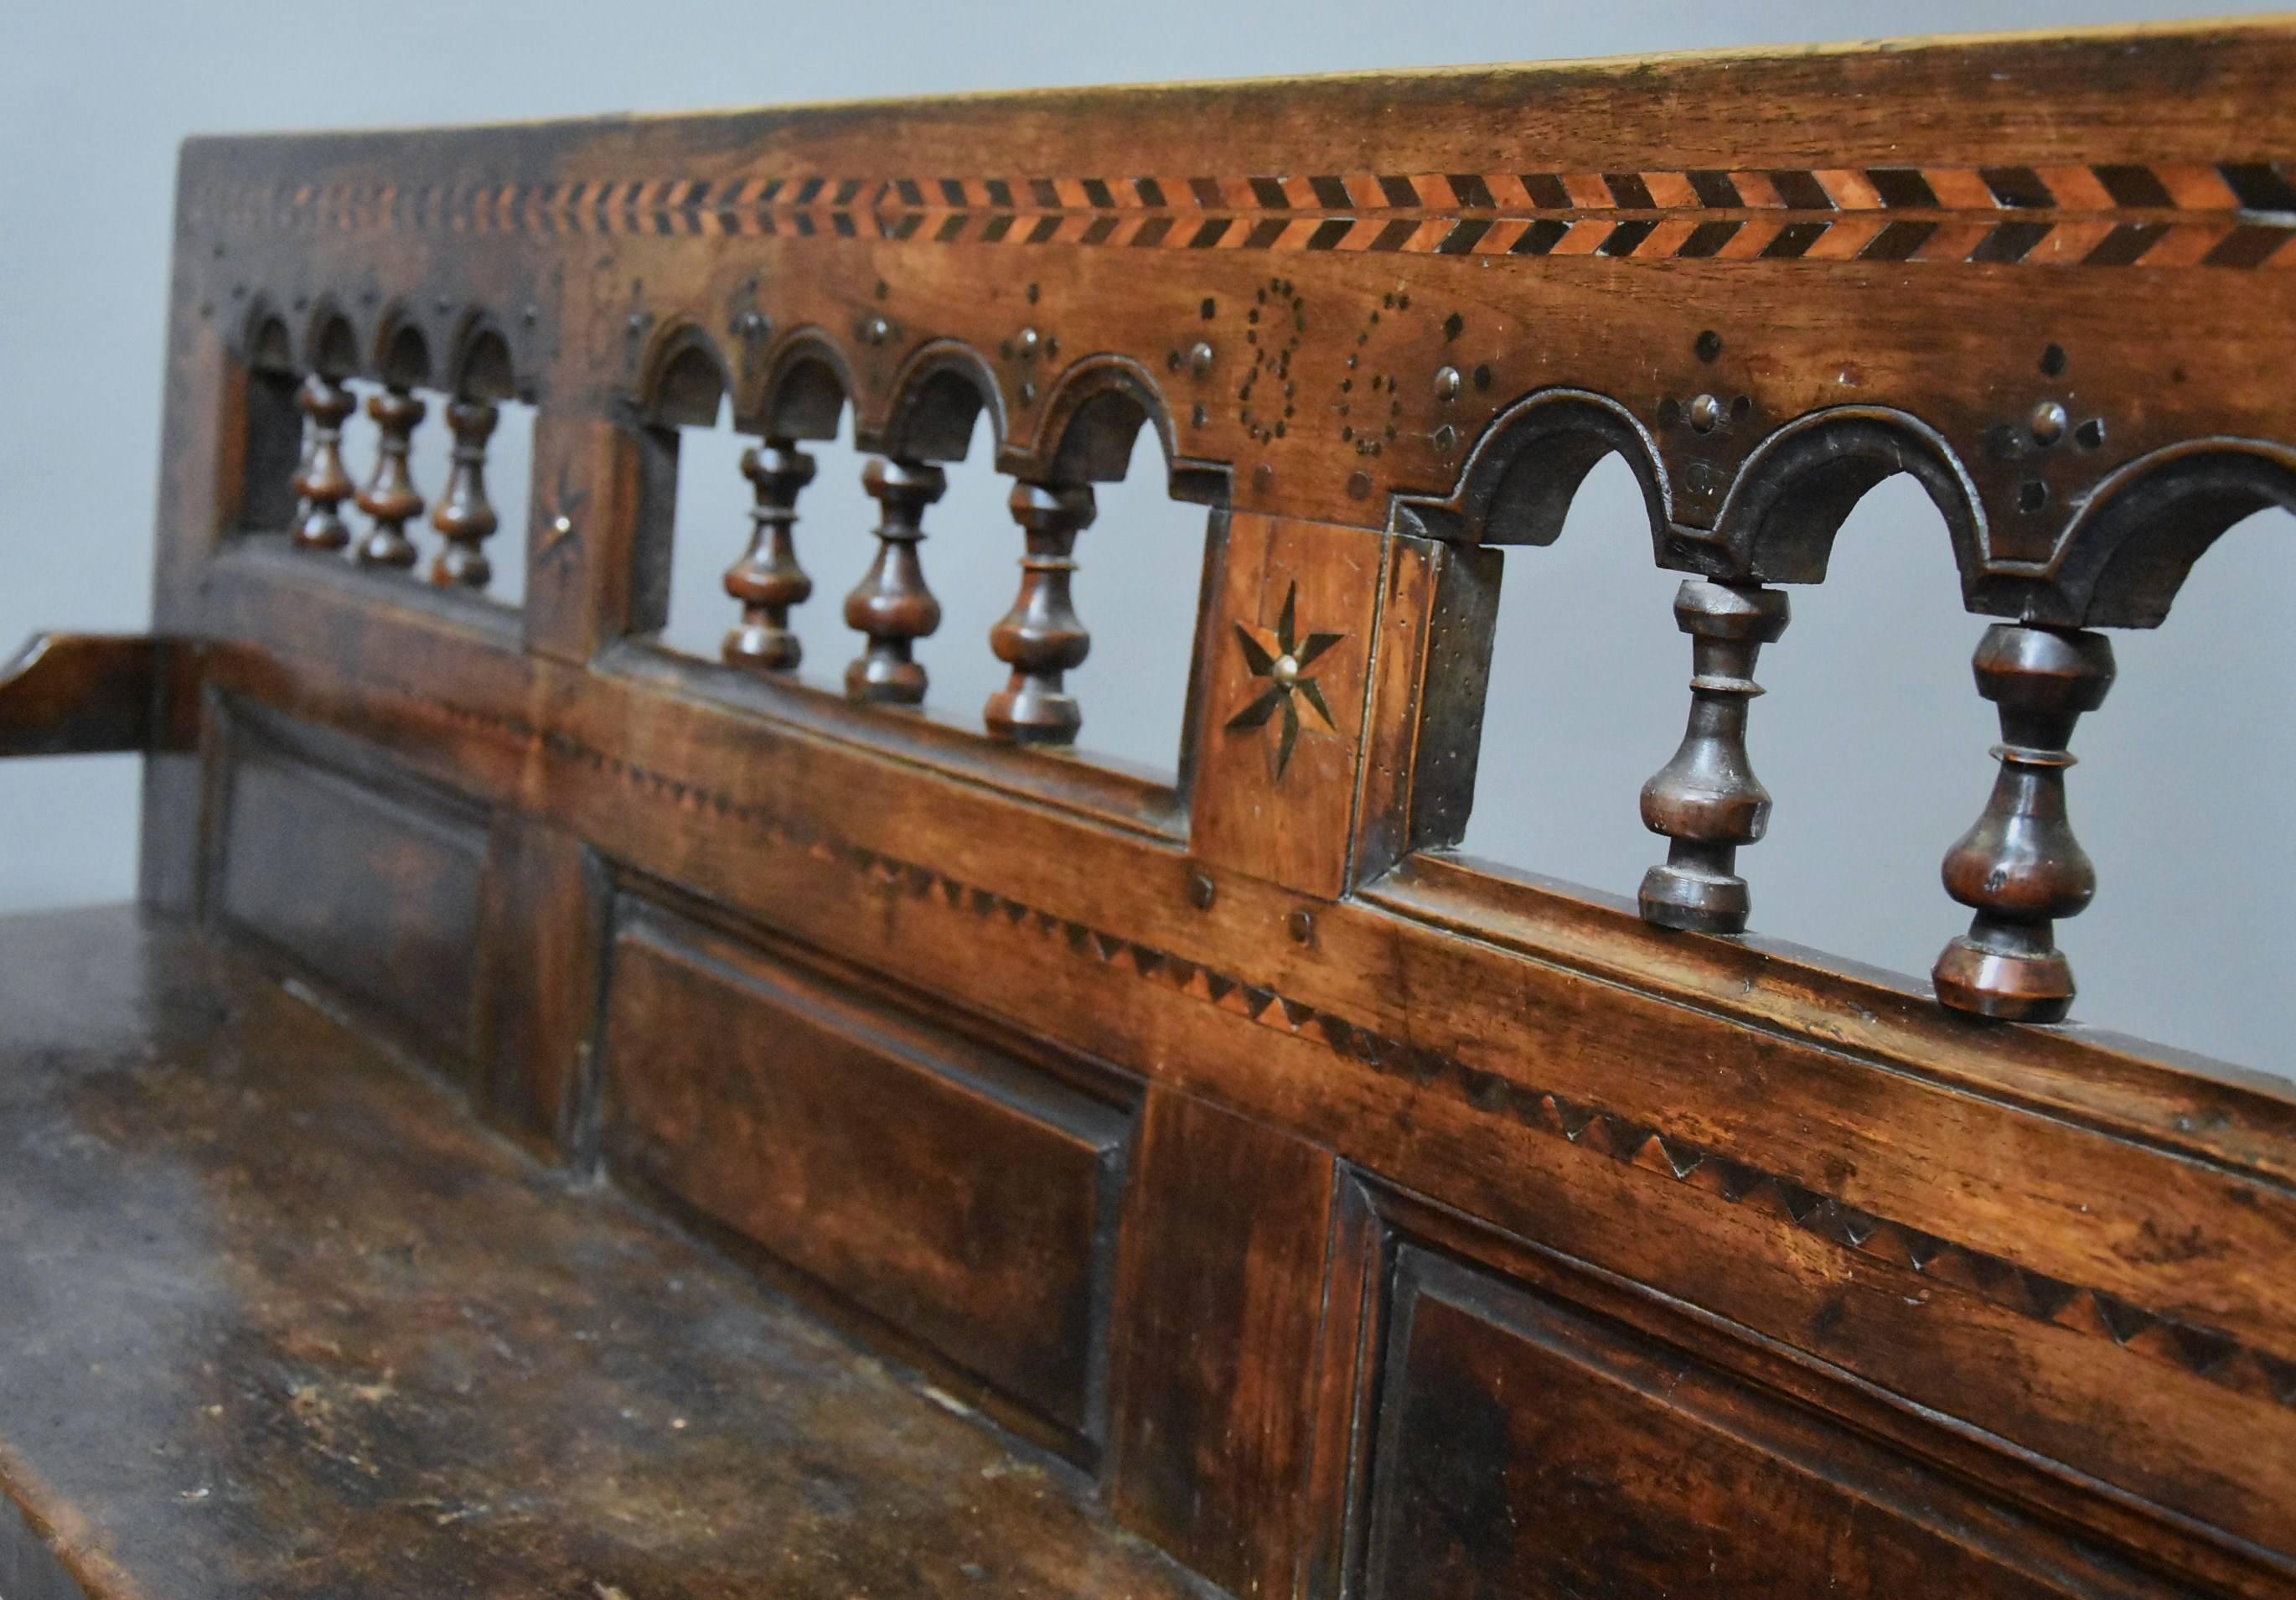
(4, 19, 2296, 1600)
(0, 906, 1213, 1600)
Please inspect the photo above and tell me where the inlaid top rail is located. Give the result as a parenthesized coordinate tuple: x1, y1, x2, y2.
(188, 22, 2296, 628)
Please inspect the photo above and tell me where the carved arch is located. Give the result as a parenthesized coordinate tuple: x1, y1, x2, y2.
(302, 298, 362, 381)
(1022, 356, 1172, 480)
(1711, 406, 1985, 590)
(447, 310, 517, 402)
(240, 298, 296, 373)
(2049, 439, 2296, 628)
(370, 303, 434, 391)
(879, 340, 1004, 463)
(637, 321, 730, 427)
(741, 329, 852, 441)
(1394, 388, 1672, 557)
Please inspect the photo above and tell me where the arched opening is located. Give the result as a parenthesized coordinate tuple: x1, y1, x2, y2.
(237, 308, 302, 535)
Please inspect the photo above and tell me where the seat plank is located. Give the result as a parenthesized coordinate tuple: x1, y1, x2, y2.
(0, 906, 1217, 1600)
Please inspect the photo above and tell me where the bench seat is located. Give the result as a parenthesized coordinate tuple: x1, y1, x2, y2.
(0, 905, 1215, 1600)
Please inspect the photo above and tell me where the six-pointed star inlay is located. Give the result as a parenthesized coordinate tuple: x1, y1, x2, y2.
(1226, 581, 1347, 781)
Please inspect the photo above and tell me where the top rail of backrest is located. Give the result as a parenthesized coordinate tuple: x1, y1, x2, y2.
(176, 18, 2296, 629)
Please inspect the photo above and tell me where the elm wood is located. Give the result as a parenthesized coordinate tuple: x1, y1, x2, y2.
(1188, 512, 1383, 899)
(473, 814, 609, 1158)
(1350, 536, 1501, 890)
(599, 899, 1131, 1450)
(1109, 1089, 1334, 1600)
(845, 456, 944, 703)
(190, 565, 2296, 1354)
(985, 479, 1095, 744)
(213, 707, 491, 1069)
(0, 905, 1218, 1600)
(106, 34, 2296, 1595)
(152, 560, 2296, 1582)
(523, 412, 667, 665)
(1933, 624, 2118, 1023)
(1347, 1223, 2140, 1597)
(427, 397, 500, 588)
(721, 440, 814, 669)
(1638, 579, 1792, 935)
(352, 386, 425, 568)
(170, 23, 2296, 627)
(288, 372, 356, 551)
(0, 634, 169, 758)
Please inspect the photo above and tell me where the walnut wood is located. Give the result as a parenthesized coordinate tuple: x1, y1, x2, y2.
(721, 441, 815, 670)
(1932, 623, 2118, 1023)
(985, 480, 1094, 743)
(1639, 579, 1791, 935)
(844, 456, 944, 704)
(428, 397, 500, 588)
(17, 24, 2296, 1600)
(288, 372, 355, 551)
(353, 386, 426, 569)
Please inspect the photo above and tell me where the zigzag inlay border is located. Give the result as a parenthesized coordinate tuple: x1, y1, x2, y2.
(189, 159, 2296, 267)
(311, 668, 2296, 1412)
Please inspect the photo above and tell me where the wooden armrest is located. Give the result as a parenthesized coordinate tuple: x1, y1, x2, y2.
(0, 634, 197, 758)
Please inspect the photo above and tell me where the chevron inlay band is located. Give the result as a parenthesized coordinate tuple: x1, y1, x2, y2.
(196, 160, 2296, 267)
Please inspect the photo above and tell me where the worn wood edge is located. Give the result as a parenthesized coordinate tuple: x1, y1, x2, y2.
(172, 14, 2296, 146)
(0, 1437, 147, 1600)
(1368, 852, 2296, 1188)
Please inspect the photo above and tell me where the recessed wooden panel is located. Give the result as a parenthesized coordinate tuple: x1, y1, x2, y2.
(1358, 1240, 2125, 1600)
(215, 717, 489, 1064)
(600, 904, 1130, 1443)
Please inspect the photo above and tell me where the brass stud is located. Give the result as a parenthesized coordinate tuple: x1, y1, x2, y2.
(2030, 401, 2068, 447)
(1688, 393, 1725, 432)
(1188, 340, 1216, 377)
(1433, 365, 1462, 401)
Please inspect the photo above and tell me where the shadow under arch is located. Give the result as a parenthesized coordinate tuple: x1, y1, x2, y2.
(298, 299, 360, 379)
(1712, 406, 1984, 589)
(638, 321, 731, 427)
(1020, 356, 1226, 505)
(241, 299, 296, 373)
(1395, 389, 1672, 556)
(370, 304, 434, 391)
(741, 329, 853, 442)
(2050, 439, 2296, 629)
(447, 311, 517, 402)
(878, 341, 1004, 463)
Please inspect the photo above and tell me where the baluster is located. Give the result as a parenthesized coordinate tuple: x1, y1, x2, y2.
(289, 374, 356, 551)
(723, 442, 816, 670)
(428, 399, 499, 588)
(354, 387, 427, 569)
(844, 458, 944, 704)
(1638, 579, 1791, 935)
(1931, 624, 2116, 1022)
(985, 481, 1094, 744)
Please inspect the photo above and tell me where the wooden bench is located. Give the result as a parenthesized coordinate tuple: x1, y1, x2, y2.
(6, 19, 2296, 1597)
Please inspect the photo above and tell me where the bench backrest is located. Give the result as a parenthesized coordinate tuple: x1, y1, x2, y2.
(129, 23, 2296, 1597)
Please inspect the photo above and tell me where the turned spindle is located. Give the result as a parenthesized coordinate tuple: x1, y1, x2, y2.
(1639, 579, 1792, 935)
(844, 458, 945, 704)
(289, 374, 357, 551)
(985, 481, 1095, 744)
(428, 399, 499, 588)
(723, 442, 817, 670)
(354, 387, 427, 569)
(1931, 624, 2117, 1023)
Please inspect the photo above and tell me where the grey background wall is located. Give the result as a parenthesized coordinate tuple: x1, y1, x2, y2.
(5, 0, 2289, 1079)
